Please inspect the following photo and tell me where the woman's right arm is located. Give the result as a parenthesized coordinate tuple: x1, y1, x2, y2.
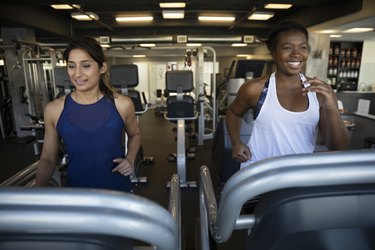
(226, 105, 250, 162)
(34, 100, 62, 186)
(225, 78, 265, 162)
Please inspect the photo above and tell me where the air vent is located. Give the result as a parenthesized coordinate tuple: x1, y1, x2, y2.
(177, 35, 187, 43)
(99, 36, 110, 44)
(243, 35, 254, 43)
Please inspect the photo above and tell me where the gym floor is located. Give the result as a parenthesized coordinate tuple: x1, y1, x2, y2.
(0, 108, 244, 250)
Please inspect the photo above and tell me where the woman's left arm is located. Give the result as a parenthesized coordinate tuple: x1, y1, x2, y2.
(113, 95, 142, 176)
(304, 77, 350, 150)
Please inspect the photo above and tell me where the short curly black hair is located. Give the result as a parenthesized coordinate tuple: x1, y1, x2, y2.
(266, 21, 309, 53)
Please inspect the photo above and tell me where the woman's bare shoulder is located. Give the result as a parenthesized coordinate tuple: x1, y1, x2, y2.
(44, 95, 66, 121)
(113, 93, 135, 118)
(46, 95, 65, 110)
(240, 75, 270, 97)
(113, 93, 133, 106)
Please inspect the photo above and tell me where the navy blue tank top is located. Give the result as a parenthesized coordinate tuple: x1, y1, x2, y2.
(57, 94, 133, 192)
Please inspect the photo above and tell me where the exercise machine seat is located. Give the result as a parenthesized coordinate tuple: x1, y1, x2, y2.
(165, 70, 195, 119)
(167, 96, 194, 118)
(247, 184, 375, 250)
(165, 70, 197, 187)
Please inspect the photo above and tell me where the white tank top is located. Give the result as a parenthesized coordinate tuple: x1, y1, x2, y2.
(241, 72, 320, 168)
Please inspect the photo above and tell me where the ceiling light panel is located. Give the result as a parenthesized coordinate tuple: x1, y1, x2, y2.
(232, 43, 247, 47)
(198, 16, 235, 22)
(112, 36, 173, 42)
(264, 3, 292, 9)
(159, 2, 186, 8)
(248, 11, 274, 20)
(140, 43, 156, 47)
(343, 28, 374, 33)
(186, 43, 202, 47)
(51, 4, 80, 9)
(71, 12, 99, 21)
(319, 29, 340, 34)
(188, 36, 242, 42)
(162, 10, 185, 19)
(116, 16, 153, 22)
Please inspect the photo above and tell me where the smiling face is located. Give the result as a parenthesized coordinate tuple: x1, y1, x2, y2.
(272, 29, 310, 76)
(67, 48, 106, 92)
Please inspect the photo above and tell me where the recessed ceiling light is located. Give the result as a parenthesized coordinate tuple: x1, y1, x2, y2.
(248, 11, 274, 20)
(198, 16, 235, 22)
(232, 43, 247, 47)
(139, 43, 155, 47)
(264, 3, 292, 9)
(186, 43, 202, 47)
(71, 12, 99, 21)
(319, 30, 340, 34)
(112, 36, 173, 42)
(188, 36, 242, 42)
(133, 55, 146, 58)
(51, 4, 80, 10)
(330, 34, 343, 38)
(343, 28, 374, 33)
(236, 54, 251, 57)
(159, 2, 186, 8)
(116, 16, 153, 22)
(162, 10, 185, 19)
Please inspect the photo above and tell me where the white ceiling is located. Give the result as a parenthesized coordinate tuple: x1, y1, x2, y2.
(308, 0, 375, 42)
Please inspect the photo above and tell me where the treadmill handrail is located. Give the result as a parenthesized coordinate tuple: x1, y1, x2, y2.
(200, 149, 375, 243)
(0, 160, 65, 187)
(0, 187, 178, 250)
(0, 161, 39, 187)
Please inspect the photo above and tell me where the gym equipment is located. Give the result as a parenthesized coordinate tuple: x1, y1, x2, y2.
(110, 64, 153, 184)
(169, 174, 182, 250)
(21, 49, 55, 120)
(365, 137, 375, 148)
(165, 70, 198, 188)
(154, 89, 169, 116)
(0, 160, 65, 187)
(226, 78, 245, 106)
(211, 113, 253, 185)
(18, 113, 44, 156)
(54, 66, 73, 97)
(199, 149, 375, 250)
(195, 47, 217, 146)
(0, 174, 181, 250)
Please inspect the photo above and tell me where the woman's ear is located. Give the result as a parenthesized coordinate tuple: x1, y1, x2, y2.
(100, 62, 107, 74)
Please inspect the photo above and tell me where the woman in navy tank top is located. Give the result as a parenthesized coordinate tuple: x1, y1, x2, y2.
(35, 37, 141, 192)
(226, 21, 350, 166)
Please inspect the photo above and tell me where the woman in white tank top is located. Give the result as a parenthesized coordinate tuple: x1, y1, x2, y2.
(226, 21, 350, 168)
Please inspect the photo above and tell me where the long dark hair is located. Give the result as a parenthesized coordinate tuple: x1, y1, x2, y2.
(266, 21, 309, 53)
(63, 36, 117, 98)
